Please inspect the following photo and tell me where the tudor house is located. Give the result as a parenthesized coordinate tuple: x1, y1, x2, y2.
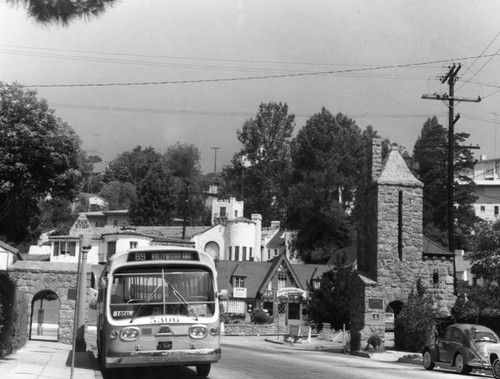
(216, 254, 331, 326)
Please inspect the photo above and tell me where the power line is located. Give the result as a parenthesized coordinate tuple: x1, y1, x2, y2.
(49, 102, 447, 119)
(22, 55, 500, 88)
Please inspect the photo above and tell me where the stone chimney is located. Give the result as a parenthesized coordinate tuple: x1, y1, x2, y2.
(371, 137, 383, 182)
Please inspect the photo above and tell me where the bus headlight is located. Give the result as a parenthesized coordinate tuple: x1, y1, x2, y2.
(110, 330, 119, 340)
(189, 325, 208, 339)
(120, 327, 140, 341)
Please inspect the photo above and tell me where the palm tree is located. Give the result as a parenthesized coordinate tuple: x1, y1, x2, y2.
(7, 0, 117, 25)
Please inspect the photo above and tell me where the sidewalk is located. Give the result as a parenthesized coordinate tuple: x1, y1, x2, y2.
(0, 338, 99, 379)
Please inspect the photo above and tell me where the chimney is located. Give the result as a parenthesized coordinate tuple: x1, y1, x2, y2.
(371, 137, 382, 182)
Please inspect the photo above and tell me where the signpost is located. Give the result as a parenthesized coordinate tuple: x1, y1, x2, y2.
(70, 235, 92, 379)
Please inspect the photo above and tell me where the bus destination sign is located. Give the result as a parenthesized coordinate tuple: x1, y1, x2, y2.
(127, 250, 199, 262)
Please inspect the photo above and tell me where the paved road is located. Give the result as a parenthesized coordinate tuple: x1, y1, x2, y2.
(93, 336, 492, 379)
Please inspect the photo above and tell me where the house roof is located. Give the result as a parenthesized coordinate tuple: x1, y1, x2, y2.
(422, 236, 453, 256)
(216, 260, 273, 298)
(216, 257, 333, 299)
(0, 240, 20, 255)
(266, 230, 286, 248)
(378, 147, 423, 187)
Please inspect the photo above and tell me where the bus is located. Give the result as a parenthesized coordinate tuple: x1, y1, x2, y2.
(94, 245, 227, 378)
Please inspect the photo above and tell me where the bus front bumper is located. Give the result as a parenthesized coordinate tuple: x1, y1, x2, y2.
(105, 348, 221, 368)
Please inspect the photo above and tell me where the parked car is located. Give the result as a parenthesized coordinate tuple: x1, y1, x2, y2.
(422, 323, 499, 375)
(487, 343, 500, 379)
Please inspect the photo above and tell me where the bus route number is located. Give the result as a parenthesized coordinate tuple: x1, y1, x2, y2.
(134, 252, 147, 261)
(150, 316, 180, 324)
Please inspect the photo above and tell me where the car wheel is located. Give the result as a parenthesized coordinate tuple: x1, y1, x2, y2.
(455, 353, 472, 375)
(196, 364, 211, 377)
(493, 358, 500, 379)
(423, 350, 435, 370)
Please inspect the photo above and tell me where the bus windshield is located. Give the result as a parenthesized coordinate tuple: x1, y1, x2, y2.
(109, 266, 215, 320)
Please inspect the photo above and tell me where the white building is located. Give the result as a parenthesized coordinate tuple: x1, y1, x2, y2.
(469, 155, 500, 221)
(45, 199, 299, 266)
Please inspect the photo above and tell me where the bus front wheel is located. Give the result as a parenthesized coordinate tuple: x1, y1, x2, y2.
(196, 364, 211, 377)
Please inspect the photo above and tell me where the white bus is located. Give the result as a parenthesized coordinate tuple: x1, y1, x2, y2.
(95, 246, 226, 378)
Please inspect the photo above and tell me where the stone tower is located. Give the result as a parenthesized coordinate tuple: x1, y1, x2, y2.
(350, 138, 453, 351)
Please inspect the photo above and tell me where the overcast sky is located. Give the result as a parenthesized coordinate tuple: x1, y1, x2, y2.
(2, 0, 500, 174)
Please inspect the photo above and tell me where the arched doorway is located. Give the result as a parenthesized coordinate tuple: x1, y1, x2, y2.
(204, 241, 220, 261)
(386, 301, 404, 349)
(30, 290, 60, 341)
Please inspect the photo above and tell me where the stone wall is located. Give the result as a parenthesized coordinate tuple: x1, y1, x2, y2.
(8, 261, 91, 346)
(223, 323, 288, 336)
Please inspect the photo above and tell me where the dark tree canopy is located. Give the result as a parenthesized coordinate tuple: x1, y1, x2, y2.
(104, 145, 161, 186)
(0, 82, 82, 243)
(99, 181, 137, 210)
(286, 109, 372, 262)
(129, 161, 175, 226)
(7, 0, 116, 25)
(413, 116, 477, 249)
(221, 102, 294, 223)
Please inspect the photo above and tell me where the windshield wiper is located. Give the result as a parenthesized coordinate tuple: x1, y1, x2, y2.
(167, 282, 198, 321)
(129, 284, 161, 323)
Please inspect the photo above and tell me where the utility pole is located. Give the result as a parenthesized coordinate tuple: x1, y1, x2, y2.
(422, 63, 481, 294)
(212, 147, 220, 174)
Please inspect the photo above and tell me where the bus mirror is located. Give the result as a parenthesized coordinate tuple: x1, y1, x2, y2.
(99, 278, 107, 289)
(218, 289, 228, 299)
(89, 288, 98, 309)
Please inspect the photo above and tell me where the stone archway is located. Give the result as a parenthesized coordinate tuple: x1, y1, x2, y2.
(30, 290, 60, 341)
(385, 301, 403, 349)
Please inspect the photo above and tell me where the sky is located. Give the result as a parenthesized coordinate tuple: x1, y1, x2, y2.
(2, 0, 500, 174)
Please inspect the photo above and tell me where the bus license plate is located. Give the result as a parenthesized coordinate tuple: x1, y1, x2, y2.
(157, 341, 172, 350)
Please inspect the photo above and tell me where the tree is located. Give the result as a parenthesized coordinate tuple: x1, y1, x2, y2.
(99, 181, 137, 210)
(466, 220, 500, 283)
(307, 260, 352, 330)
(7, 0, 117, 25)
(221, 102, 295, 223)
(413, 116, 477, 250)
(163, 142, 205, 226)
(286, 109, 370, 263)
(129, 161, 175, 226)
(104, 146, 161, 186)
(0, 82, 82, 243)
(394, 278, 438, 352)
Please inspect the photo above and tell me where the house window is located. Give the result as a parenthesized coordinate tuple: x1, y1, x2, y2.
(274, 249, 279, 257)
(480, 206, 485, 212)
(288, 303, 300, 320)
(268, 249, 271, 260)
(433, 270, 439, 288)
(220, 207, 226, 217)
(242, 247, 247, 261)
(278, 273, 287, 289)
(263, 302, 273, 316)
(107, 241, 116, 259)
(495, 206, 499, 218)
(229, 246, 232, 261)
(249, 247, 253, 259)
(235, 246, 240, 261)
(234, 276, 245, 288)
(53, 241, 76, 256)
(234, 210, 238, 218)
(130, 241, 138, 249)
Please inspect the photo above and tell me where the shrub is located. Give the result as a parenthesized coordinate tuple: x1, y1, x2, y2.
(366, 334, 383, 351)
(251, 308, 273, 324)
(395, 277, 438, 352)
